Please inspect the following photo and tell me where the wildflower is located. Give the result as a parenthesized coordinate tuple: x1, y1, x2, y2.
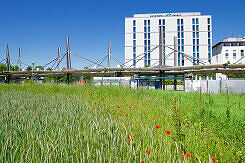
(65, 105, 67, 108)
(186, 153, 191, 157)
(117, 105, 120, 109)
(211, 157, 215, 162)
(165, 131, 171, 135)
(180, 151, 184, 155)
(141, 159, 144, 162)
(127, 135, 130, 138)
(135, 126, 138, 128)
(155, 125, 160, 129)
(125, 114, 128, 116)
(162, 117, 164, 120)
(112, 118, 115, 120)
(88, 94, 92, 95)
(126, 104, 128, 106)
(69, 96, 72, 98)
(120, 114, 123, 116)
(91, 109, 93, 112)
(146, 150, 150, 154)
(129, 106, 132, 109)
(128, 140, 130, 143)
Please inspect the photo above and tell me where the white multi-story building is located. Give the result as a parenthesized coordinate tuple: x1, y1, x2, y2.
(125, 12, 212, 67)
(212, 37, 245, 64)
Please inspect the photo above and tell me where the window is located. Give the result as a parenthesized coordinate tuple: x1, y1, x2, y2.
(148, 40, 150, 45)
(133, 40, 136, 46)
(148, 60, 151, 66)
(148, 46, 151, 51)
(208, 25, 210, 31)
(208, 39, 211, 45)
(163, 33, 165, 38)
(163, 19, 165, 25)
(231, 43, 238, 46)
(178, 32, 180, 38)
(181, 39, 184, 45)
(197, 46, 199, 52)
(196, 25, 199, 31)
(178, 46, 181, 51)
(148, 53, 150, 59)
(197, 39, 199, 45)
(193, 53, 196, 58)
(177, 19, 180, 25)
(193, 39, 195, 45)
(181, 46, 184, 52)
(192, 25, 195, 31)
(196, 18, 199, 24)
(133, 33, 136, 39)
(162, 26, 165, 31)
(148, 27, 150, 32)
(144, 47, 147, 52)
(144, 20, 147, 26)
(208, 18, 210, 24)
(145, 54, 147, 59)
(133, 20, 136, 26)
(144, 33, 147, 39)
(193, 46, 196, 52)
(133, 60, 136, 66)
(144, 40, 147, 46)
(144, 27, 147, 32)
(159, 19, 161, 25)
(225, 50, 229, 59)
(224, 43, 230, 46)
(181, 32, 184, 38)
(239, 43, 245, 46)
(181, 19, 183, 25)
(241, 50, 244, 57)
(133, 47, 136, 53)
(196, 32, 199, 38)
(181, 26, 184, 31)
(178, 26, 180, 31)
(148, 20, 150, 26)
(178, 39, 180, 45)
(233, 50, 236, 59)
(193, 32, 195, 38)
(133, 27, 136, 33)
(192, 18, 195, 24)
(144, 60, 147, 65)
(208, 32, 210, 38)
(208, 46, 211, 52)
(148, 33, 150, 39)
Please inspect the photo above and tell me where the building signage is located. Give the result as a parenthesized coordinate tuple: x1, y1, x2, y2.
(150, 13, 182, 18)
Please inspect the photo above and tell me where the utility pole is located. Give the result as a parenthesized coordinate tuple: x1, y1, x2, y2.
(6, 45, 10, 71)
(174, 36, 177, 67)
(107, 41, 111, 68)
(57, 47, 61, 71)
(66, 36, 72, 83)
(159, 26, 163, 66)
(18, 48, 21, 71)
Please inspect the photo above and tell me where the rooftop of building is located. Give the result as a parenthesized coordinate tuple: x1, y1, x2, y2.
(213, 37, 245, 48)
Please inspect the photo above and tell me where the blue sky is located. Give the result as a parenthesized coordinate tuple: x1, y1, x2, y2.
(0, 0, 244, 69)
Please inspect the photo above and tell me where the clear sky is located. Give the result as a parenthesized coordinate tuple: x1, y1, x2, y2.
(0, 0, 244, 69)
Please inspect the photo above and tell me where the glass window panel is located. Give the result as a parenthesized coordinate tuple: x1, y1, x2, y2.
(178, 32, 180, 38)
(148, 20, 150, 26)
(133, 33, 136, 39)
(181, 26, 184, 31)
(197, 39, 199, 45)
(144, 27, 147, 32)
(144, 33, 147, 39)
(163, 19, 165, 25)
(178, 26, 180, 31)
(192, 25, 195, 31)
(181, 32, 184, 38)
(177, 19, 180, 25)
(133, 27, 136, 33)
(196, 18, 199, 24)
(193, 39, 195, 45)
(144, 20, 147, 26)
(196, 25, 199, 31)
(181, 39, 184, 45)
(148, 40, 150, 45)
(193, 32, 195, 38)
(133, 40, 136, 46)
(148, 27, 150, 32)
(197, 32, 199, 38)
(192, 18, 195, 24)
(181, 19, 183, 24)
(133, 47, 136, 53)
(193, 46, 196, 52)
(159, 19, 161, 25)
(224, 43, 230, 46)
(231, 43, 238, 46)
(197, 46, 199, 52)
(133, 20, 136, 26)
(148, 33, 150, 39)
(208, 18, 210, 24)
(148, 60, 151, 65)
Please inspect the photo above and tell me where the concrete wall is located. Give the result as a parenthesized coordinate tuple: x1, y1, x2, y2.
(185, 80, 245, 94)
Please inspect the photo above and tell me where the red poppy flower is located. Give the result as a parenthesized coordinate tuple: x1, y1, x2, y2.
(186, 153, 191, 157)
(112, 118, 115, 120)
(120, 114, 123, 116)
(65, 105, 67, 108)
(125, 114, 128, 116)
(117, 105, 120, 109)
(135, 126, 138, 128)
(165, 131, 171, 135)
(88, 94, 92, 95)
(155, 125, 160, 129)
(127, 135, 130, 139)
(128, 140, 130, 143)
(69, 96, 72, 98)
(211, 157, 215, 162)
(180, 151, 184, 155)
(129, 106, 132, 109)
(91, 109, 93, 112)
(146, 150, 150, 154)
(141, 160, 144, 162)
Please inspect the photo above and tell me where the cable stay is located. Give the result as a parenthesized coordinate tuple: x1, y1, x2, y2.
(234, 56, 245, 64)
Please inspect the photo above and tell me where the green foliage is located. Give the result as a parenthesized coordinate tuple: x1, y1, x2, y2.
(0, 63, 7, 71)
(26, 66, 32, 71)
(10, 65, 19, 71)
(0, 84, 244, 162)
(34, 66, 44, 70)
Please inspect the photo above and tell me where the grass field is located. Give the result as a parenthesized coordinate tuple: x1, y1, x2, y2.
(0, 84, 244, 162)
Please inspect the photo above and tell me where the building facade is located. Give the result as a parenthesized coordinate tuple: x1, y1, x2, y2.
(125, 12, 212, 67)
(212, 37, 245, 64)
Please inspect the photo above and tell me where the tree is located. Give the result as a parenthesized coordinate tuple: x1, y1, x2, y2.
(46, 67, 53, 71)
(34, 66, 44, 70)
(10, 65, 19, 71)
(0, 63, 7, 72)
(26, 66, 32, 71)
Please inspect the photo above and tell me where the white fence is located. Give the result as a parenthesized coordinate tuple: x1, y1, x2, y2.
(185, 80, 245, 94)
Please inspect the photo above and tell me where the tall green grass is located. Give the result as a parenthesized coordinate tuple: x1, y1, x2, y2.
(0, 83, 244, 162)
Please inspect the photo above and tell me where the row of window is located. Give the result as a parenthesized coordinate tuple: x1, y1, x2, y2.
(223, 43, 245, 46)
(225, 49, 244, 59)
